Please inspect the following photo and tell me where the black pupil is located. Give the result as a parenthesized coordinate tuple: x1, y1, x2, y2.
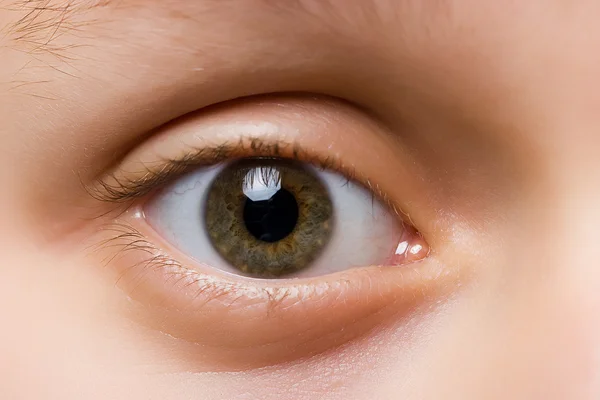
(243, 188, 299, 243)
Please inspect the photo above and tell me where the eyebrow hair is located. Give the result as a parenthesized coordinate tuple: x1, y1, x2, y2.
(1, 0, 105, 59)
(1, 0, 411, 97)
(2, 0, 399, 60)
(1, 0, 390, 49)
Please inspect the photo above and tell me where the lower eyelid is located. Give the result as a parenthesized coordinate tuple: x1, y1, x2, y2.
(91, 219, 456, 369)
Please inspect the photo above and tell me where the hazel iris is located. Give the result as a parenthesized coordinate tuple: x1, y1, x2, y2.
(205, 159, 333, 277)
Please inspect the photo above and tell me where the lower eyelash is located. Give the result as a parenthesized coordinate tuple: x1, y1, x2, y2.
(90, 222, 344, 312)
(85, 222, 454, 369)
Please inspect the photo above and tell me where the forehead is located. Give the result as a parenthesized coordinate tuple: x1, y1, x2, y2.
(1, 0, 595, 69)
(2, 0, 599, 149)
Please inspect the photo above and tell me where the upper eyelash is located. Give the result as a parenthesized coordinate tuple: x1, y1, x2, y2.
(85, 136, 414, 228)
(86, 137, 354, 204)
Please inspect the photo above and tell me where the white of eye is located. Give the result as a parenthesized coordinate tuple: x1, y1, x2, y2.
(145, 163, 404, 278)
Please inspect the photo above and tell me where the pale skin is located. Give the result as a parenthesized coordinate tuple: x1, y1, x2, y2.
(1, 0, 600, 399)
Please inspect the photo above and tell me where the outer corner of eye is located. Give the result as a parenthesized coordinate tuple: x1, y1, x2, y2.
(143, 158, 429, 280)
(389, 224, 430, 265)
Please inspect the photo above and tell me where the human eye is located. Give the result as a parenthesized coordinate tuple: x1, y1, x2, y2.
(87, 96, 450, 370)
(145, 157, 423, 279)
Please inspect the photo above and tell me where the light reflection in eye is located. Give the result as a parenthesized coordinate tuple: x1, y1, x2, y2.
(242, 166, 282, 201)
(410, 243, 424, 255)
(395, 241, 409, 255)
(144, 157, 424, 279)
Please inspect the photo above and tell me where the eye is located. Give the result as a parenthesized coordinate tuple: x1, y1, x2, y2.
(87, 97, 447, 369)
(145, 157, 420, 279)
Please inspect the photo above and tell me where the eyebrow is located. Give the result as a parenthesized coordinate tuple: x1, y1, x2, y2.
(2, 0, 389, 53)
(1, 0, 103, 59)
(0, 0, 404, 95)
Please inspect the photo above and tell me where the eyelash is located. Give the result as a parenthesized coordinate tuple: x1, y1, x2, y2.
(93, 223, 242, 304)
(90, 218, 438, 370)
(88, 137, 358, 203)
(87, 135, 418, 267)
(83, 131, 434, 366)
(86, 136, 415, 240)
(92, 222, 360, 310)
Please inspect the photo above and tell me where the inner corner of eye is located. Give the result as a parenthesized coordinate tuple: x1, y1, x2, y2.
(144, 157, 428, 280)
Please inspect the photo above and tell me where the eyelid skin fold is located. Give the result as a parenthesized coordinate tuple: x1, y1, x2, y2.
(87, 96, 437, 237)
(83, 95, 454, 370)
(91, 220, 447, 371)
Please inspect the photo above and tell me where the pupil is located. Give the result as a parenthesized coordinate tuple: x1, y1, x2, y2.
(243, 188, 299, 243)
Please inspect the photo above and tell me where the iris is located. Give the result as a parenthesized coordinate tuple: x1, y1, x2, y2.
(205, 159, 333, 277)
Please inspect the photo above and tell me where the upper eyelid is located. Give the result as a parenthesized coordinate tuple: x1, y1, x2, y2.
(84, 94, 393, 200)
(86, 137, 355, 204)
(84, 138, 423, 241)
(83, 95, 429, 236)
(86, 140, 423, 239)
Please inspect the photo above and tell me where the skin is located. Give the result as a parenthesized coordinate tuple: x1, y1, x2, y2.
(1, 0, 599, 398)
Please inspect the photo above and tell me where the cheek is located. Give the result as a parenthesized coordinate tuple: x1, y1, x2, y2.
(0, 244, 254, 399)
(0, 242, 183, 399)
(404, 269, 600, 399)
(0, 241, 455, 399)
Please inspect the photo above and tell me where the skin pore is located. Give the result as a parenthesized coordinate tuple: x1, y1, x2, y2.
(1, 0, 600, 399)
